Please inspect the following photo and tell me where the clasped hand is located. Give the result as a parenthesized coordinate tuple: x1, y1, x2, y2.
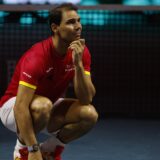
(69, 39, 85, 66)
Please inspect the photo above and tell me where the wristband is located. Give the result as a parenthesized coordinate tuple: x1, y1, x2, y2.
(27, 144, 40, 152)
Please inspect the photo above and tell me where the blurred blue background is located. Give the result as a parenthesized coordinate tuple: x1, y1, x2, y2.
(1, 0, 160, 5)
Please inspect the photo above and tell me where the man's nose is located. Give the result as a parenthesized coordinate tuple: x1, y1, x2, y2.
(75, 22, 82, 30)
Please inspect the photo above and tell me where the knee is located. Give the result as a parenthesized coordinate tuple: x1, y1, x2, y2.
(30, 97, 53, 119)
(80, 104, 98, 125)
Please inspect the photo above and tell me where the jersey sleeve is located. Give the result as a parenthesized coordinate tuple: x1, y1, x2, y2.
(19, 51, 44, 89)
(82, 46, 91, 76)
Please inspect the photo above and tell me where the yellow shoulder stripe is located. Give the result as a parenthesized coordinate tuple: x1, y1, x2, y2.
(84, 71, 91, 76)
(19, 81, 37, 89)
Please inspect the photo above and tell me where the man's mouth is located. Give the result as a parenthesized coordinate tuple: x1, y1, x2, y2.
(75, 33, 81, 37)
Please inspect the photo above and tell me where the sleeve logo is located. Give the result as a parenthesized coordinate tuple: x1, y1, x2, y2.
(22, 72, 32, 78)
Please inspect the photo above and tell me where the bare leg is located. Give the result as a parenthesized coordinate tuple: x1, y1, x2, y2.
(29, 95, 53, 133)
(47, 99, 98, 143)
(13, 95, 54, 160)
(17, 95, 53, 143)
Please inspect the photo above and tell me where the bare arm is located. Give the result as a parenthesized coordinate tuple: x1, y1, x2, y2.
(74, 64, 96, 104)
(14, 84, 37, 146)
(70, 39, 96, 104)
(14, 84, 43, 160)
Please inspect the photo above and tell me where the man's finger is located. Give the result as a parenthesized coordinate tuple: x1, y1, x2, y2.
(79, 39, 85, 45)
(70, 39, 85, 46)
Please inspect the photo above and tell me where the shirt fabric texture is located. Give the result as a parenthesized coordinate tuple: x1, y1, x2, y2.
(0, 36, 91, 107)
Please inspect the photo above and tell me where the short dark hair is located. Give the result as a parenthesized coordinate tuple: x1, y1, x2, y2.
(49, 3, 78, 26)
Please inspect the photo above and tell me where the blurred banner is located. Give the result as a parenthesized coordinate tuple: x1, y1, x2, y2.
(2, 0, 81, 4)
(1, 0, 160, 5)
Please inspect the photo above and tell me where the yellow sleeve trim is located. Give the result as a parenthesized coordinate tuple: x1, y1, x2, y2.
(84, 71, 91, 76)
(19, 81, 37, 89)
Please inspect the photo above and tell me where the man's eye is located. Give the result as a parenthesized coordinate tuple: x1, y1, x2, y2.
(67, 20, 75, 24)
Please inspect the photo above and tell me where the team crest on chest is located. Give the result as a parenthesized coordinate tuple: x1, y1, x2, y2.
(65, 64, 75, 72)
(46, 67, 54, 73)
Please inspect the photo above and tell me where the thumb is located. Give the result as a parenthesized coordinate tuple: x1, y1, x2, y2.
(79, 39, 85, 45)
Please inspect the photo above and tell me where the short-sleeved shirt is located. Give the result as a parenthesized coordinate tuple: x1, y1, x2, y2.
(0, 36, 91, 107)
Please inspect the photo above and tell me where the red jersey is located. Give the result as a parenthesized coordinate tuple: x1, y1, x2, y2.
(0, 37, 91, 107)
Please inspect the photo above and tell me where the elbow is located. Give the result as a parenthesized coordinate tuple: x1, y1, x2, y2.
(92, 86, 96, 96)
(79, 95, 93, 105)
(76, 87, 96, 105)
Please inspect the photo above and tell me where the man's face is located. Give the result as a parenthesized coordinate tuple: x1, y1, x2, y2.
(57, 10, 82, 43)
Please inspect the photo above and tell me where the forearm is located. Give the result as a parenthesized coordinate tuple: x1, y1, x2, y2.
(74, 64, 96, 104)
(14, 103, 37, 146)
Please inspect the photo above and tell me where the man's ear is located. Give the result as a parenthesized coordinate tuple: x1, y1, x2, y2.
(51, 23, 58, 34)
